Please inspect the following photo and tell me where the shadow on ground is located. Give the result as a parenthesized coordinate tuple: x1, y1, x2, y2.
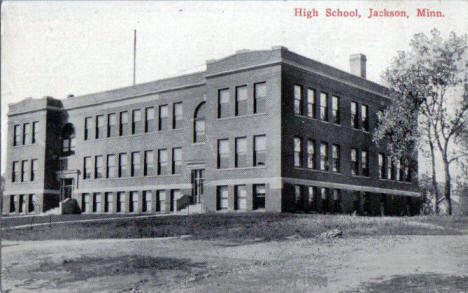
(344, 273, 468, 293)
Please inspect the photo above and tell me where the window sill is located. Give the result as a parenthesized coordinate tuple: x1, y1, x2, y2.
(217, 113, 267, 121)
(351, 175, 371, 179)
(379, 178, 413, 185)
(88, 128, 184, 142)
(295, 114, 340, 126)
(83, 174, 182, 181)
(217, 166, 267, 171)
(12, 143, 38, 148)
(294, 167, 342, 175)
(351, 127, 370, 133)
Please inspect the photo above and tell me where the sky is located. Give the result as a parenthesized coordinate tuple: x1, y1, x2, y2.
(2, 1, 468, 177)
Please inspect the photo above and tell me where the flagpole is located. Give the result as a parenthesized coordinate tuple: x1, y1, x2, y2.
(133, 29, 137, 85)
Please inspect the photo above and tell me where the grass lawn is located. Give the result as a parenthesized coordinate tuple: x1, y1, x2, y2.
(3, 212, 467, 241)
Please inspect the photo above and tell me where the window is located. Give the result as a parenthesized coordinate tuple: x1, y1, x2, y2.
(253, 184, 266, 210)
(84, 117, 92, 140)
(120, 111, 128, 136)
(156, 190, 166, 212)
(108, 113, 116, 137)
(351, 102, 359, 129)
(29, 194, 36, 213)
(235, 86, 248, 116)
(332, 190, 341, 213)
(399, 158, 406, 181)
(218, 89, 230, 118)
(194, 102, 206, 143)
(144, 150, 154, 176)
(307, 88, 316, 118)
(308, 186, 317, 211)
(142, 190, 152, 212)
(82, 194, 90, 212)
(158, 149, 168, 175)
(159, 105, 169, 130)
(294, 137, 302, 167)
(10, 195, 16, 213)
(21, 160, 28, 182)
(62, 124, 76, 155)
(234, 137, 248, 168)
(95, 115, 104, 139)
(217, 139, 230, 169)
(332, 144, 340, 172)
(307, 140, 315, 169)
(93, 193, 101, 212)
(32, 121, 39, 143)
(117, 192, 126, 213)
(170, 190, 180, 212)
(23, 123, 30, 144)
(388, 158, 395, 180)
(194, 119, 205, 142)
(12, 161, 19, 182)
(217, 186, 229, 210)
(13, 125, 21, 146)
(320, 92, 329, 121)
(30, 159, 38, 182)
(320, 142, 329, 171)
(83, 157, 92, 179)
(19, 196, 25, 213)
(145, 107, 155, 132)
(361, 104, 369, 131)
(376, 110, 384, 127)
(395, 159, 401, 181)
(18, 195, 25, 213)
(131, 152, 140, 177)
(95, 155, 103, 178)
(295, 185, 303, 209)
(172, 148, 182, 174)
(254, 82, 266, 114)
(361, 150, 369, 176)
(235, 185, 247, 210)
(104, 192, 113, 213)
(107, 154, 116, 178)
(253, 135, 266, 166)
(294, 85, 303, 115)
(173, 103, 183, 129)
(320, 188, 329, 213)
(378, 153, 385, 179)
(332, 96, 340, 124)
(132, 109, 142, 134)
(119, 153, 128, 177)
(351, 148, 359, 175)
(405, 163, 412, 182)
(129, 191, 138, 213)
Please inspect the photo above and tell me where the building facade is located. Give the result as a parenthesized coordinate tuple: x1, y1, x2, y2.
(3, 46, 421, 216)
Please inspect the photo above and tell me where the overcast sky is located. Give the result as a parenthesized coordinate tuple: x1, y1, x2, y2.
(2, 1, 468, 175)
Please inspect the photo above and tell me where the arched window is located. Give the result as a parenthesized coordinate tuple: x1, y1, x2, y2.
(194, 102, 206, 143)
(61, 123, 76, 156)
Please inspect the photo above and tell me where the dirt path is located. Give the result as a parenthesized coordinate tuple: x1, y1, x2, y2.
(3, 235, 468, 292)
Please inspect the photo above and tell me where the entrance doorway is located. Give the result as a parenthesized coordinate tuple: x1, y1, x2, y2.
(191, 169, 204, 204)
(60, 178, 74, 201)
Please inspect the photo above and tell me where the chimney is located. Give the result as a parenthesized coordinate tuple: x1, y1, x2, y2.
(349, 53, 367, 79)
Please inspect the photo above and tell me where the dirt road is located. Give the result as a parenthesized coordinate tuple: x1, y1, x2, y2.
(3, 235, 468, 292)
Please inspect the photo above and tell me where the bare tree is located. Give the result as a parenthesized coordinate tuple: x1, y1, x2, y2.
(374, 29, 468, 215)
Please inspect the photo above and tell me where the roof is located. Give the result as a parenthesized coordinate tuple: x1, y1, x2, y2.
(8, 46, 389, 116)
